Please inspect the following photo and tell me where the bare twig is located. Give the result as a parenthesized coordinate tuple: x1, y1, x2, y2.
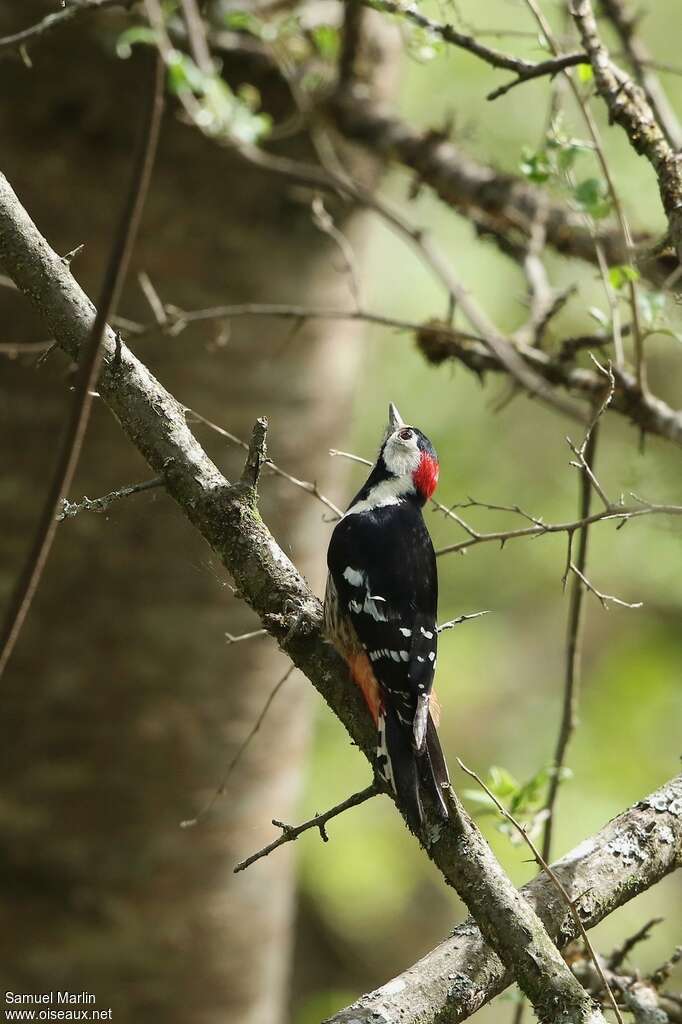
(568, 563, 643, 610)
(541, 425, 598, 862)
(138, 271, 167, 326)
(225, 628, 267, 645)
(181, 665, 295, 830)
(437, 611, 490, 632)
(600, 0, 682, 150)
(0, 0, 131, 56)
(364, 0, 587, 97)
(189, 408, 343, 517)
(0, 51, 164, 682)
(0, 340, 53, 357)
(311, 196, 363, 308)
(56, 477, 163, 520)
(524, 0, 645, 387)
(570, 0, 682, 265)
(329, 444, 682, 557)
(178, 0, 214, 74)
(608, 918, 664, 971)
(233, 781, 380, 872)
(458, 760, 624, 1024)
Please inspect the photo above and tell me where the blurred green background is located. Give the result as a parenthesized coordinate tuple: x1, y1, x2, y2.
(288, 1, 682, 1019)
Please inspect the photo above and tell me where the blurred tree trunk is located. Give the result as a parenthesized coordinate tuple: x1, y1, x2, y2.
(0, 5, 395, 1022)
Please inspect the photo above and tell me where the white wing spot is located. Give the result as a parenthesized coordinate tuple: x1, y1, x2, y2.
(399, 627, 412, 637)
(390, 650, 401, 662)
(343, 566, 365, 587)
(420, 627, 434, 639)
(399, 650, 409, 662)
(428, 651, 436, 662)
(417, 655, 425, 663)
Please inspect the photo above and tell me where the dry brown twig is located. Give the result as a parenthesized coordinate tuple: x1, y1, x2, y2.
(361, 0, 588, 100)
(233, 782, 381, 873)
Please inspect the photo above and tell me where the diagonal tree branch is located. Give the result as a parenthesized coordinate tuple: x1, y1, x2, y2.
(416, 323, 682, 448)
(571, 0, 682, 262)
(0, 171, 608, 1024)
(327, 773, 682, 1024)
(600, 0, 682, 150)
(329, 93, 672, 284)
(361, 0, 587, 89)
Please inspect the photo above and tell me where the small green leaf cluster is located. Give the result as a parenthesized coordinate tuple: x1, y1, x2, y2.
(464, 763, 572, 843)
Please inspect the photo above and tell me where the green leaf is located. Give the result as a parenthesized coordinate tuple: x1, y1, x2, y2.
(311, 24, 340, 60)
(609, 264, 640, 290)
(223, 10, 263, 36)
(488, 765, 519, 797)
(574, 177, 612, 220)
(116, 26, 158, 60)
(520, 147, 551, 183)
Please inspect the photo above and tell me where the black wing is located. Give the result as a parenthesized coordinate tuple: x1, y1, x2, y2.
(327, 502, 438, 733)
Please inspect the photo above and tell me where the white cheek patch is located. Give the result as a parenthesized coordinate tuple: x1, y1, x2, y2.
(383, 434, 421, 478)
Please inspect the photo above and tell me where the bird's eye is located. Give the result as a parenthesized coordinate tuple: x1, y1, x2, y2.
(398, 428, 413, 441)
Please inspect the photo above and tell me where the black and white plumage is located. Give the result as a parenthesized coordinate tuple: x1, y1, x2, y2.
(324, 404, 450, 832)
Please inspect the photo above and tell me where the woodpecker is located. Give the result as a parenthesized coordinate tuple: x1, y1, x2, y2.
(324, 403, 450, 832)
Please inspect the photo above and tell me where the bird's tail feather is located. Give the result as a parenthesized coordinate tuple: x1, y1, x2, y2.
(378, 708, 450, 832)
(378, 706, 423, 832)
(421, 712, 450, 820)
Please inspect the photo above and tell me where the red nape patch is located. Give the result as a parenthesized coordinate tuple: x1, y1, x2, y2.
(413, 453, 439, 500)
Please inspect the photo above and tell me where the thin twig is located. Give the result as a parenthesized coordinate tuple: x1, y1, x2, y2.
(0, 0, 131, 55)
(437, 611, 490, 632)
(56, 477, 163, 520)
(568, 563, 643, 610)
(181, 665, 294, 829)
(0, 51, 165, 682)
(541, 425, 598, 862)
(364, 0, 587, 91)
(233, 782, 380, 872)
(189, 408, 343, 517)
(225, 628, 267, 645)
(457, 759, 625, 1024)
(525, 0, 644, 385)
(608, 918, 664, 971)
(311, 196, 363, 309)
(600, 0, 682, 150)
(328, 447, 682, 556)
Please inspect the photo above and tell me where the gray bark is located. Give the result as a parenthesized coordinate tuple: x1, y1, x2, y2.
(0, 4, 394, 1021)
(328, 775, 682, 1023)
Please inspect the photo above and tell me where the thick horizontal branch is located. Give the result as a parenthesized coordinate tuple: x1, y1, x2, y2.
(416, 323, 682, 447)
(329, 93, 671, 284)
(0, 173, 610, 1024)
(327, 774, 682, 1024)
